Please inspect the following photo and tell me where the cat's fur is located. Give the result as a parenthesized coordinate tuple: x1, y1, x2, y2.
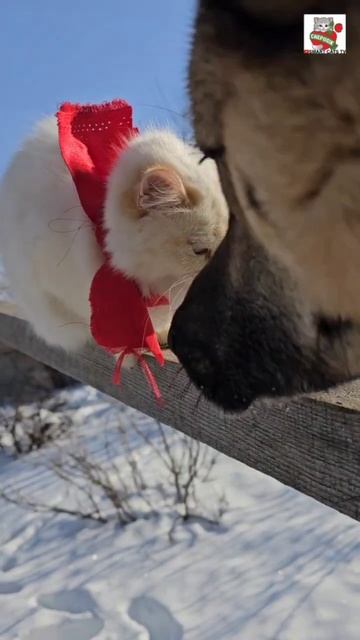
(0, 117, 228, 353)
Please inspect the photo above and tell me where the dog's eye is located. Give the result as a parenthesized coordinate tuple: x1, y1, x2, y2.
(316, 315, 353, 339)
(199, 146, 225, 164)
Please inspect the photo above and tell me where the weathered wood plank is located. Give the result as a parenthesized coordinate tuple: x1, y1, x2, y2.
(1, 311, 360, 520)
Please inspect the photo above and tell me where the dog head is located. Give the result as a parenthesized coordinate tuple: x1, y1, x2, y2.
(169, 1, 360, 411)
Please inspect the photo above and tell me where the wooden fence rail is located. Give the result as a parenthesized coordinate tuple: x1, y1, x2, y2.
(1, 307, 360, 521)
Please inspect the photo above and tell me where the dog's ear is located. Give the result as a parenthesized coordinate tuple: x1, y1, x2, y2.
(137, 165, 188, 214)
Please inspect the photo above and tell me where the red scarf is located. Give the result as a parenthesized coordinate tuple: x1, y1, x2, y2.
(57, 100, 166, 400)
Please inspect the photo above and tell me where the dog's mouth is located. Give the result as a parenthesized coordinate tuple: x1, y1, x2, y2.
(169, 309, 349, 412)
(168, 222, 346, 412)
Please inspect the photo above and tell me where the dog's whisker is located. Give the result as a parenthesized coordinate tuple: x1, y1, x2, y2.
(194, 390, 204, 414)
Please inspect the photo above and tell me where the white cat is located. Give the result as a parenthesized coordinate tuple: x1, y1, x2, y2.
(313, 16, 334, 32)
(0, 117, 228, 354)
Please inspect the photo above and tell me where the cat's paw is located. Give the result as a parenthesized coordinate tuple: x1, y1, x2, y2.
(156, 329, 169, 349)
(118, 354, 137, 370)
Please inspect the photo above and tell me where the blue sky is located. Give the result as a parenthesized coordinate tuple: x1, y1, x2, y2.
(0, 0, 196, 174)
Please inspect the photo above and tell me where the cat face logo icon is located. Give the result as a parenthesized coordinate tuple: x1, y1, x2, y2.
(304, 15, 346, 54)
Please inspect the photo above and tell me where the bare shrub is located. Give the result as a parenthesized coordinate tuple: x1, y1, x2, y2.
(0, 418, 226, 533)
(128, 421, 219, 520)
(0, 489, 107, 524)
(0, 401, 71, 455)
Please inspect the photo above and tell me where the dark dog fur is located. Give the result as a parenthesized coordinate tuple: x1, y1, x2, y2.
(170, 0, 360, 411)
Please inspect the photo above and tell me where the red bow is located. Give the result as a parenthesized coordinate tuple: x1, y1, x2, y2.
(57, 100, 166, 400)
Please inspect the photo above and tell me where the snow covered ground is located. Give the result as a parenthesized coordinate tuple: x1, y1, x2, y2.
(0, 262, 12, 305)
(0, 261, 360, 639)
(0, 383, 360, 640)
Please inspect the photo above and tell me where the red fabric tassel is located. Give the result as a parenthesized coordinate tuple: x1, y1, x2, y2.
(112, 348, 163, 405)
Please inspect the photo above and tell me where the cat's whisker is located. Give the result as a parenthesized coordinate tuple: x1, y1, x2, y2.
(168, 277, 194, 318)
(140, 313, 154, 353)
(54, 218, 94, 267)
(151, 273, 195, 307)
(167, 285, 188, 309)
(138, 274, 196, 360)
(56, 225, 84, 267)
(145, 275, 195, 350)
(139, 279, 194, 367)
(166, 273, 196, 301)
(59, 320, 89, 329)
(168, 273, 195, 294)
(63, 205, 83, 214)
(138, 103, 187, 120)
(48, 216, 92, 234)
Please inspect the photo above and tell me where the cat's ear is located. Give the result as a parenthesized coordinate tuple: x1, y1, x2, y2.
(137, 166, 189, 215)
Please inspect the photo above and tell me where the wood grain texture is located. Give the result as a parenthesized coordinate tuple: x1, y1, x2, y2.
(1, 311, 360, 520)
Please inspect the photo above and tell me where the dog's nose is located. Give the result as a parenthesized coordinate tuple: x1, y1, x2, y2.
(167, 322, 176, 354)
(168, 313, 215, 389)
(169, 312, 253, 411)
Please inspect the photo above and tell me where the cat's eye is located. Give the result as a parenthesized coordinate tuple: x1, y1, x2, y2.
(193, 247, 211, 259)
